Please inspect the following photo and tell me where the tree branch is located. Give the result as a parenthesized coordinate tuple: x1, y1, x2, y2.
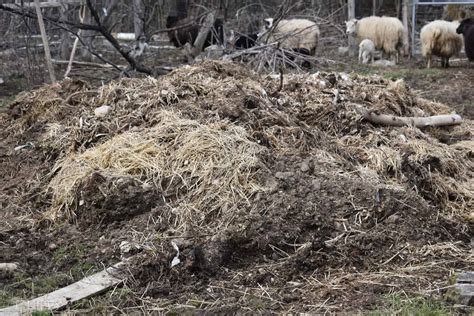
(0, 2, 158, 76)
(85, 0, 152, 75)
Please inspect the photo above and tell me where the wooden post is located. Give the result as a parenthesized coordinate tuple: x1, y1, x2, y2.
(34, 0, 56, 83)
(348, 0, 357, 57)
(402, 0, 409, 56)
(373, 0, 377, 16)
(411, 0, 417, 56)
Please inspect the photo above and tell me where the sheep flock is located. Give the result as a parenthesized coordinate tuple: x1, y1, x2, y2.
(164, 12, 473, 69)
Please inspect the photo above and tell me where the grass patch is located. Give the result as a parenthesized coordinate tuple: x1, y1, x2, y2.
(371, 293, 450, 316)
(0, 95, 15, 108)
(381, 68, 442, 80)
(341, 63, 444, 80)
(0, 272, 70, 308)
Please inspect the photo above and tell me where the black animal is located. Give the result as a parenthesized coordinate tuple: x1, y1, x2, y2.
(166, 16, 224, 49)
(285, 48, 311, 68)
(456, 18, 474, 61)
(234, 33, 259, 49)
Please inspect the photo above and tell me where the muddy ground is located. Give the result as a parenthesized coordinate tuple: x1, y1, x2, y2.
(0, 47, 473, 314)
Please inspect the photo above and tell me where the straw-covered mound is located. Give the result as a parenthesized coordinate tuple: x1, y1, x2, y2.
(1, 60, 472, 312)
(46, 111, 264, 230)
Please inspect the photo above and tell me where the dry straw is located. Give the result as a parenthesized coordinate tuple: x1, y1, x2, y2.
(46, 111, 264, 233)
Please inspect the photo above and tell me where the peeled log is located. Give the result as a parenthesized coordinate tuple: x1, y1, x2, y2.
(363, 112, 463, 127)
(353, 103, 463, 128)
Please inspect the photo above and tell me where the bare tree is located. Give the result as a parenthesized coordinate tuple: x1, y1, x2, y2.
(133, 0, 144, 38)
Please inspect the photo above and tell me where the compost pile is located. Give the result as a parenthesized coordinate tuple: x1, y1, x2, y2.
(1, 61, 472, 313)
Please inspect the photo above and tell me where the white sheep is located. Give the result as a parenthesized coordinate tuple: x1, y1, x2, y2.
(259, 18, 320, 55)
(359, 39, 375, 64)
(420, 20, 463, 68)
(346, 16, 404, 63)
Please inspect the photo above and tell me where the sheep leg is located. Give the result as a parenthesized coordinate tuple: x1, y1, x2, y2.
(427, 55, 431, 69)
(358, 50, 362, 64)
(445, 57, 450, 68)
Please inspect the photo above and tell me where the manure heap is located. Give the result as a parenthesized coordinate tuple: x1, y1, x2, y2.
(1, 61, 472, 313)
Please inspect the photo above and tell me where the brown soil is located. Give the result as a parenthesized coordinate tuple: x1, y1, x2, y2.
(0, 59, 472, 314)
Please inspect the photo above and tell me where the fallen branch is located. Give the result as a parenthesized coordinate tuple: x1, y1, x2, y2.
(363, 112, 463, 128)
(64, 4, 86, 78)
(354, 104, 463, 127)
(0, 261, 127, 315)
(85, 0, 153, 75)
(52, 59, 116, 68)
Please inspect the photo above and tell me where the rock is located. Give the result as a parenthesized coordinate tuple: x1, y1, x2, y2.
(0, 263, 18, 272)
(385, 214, 400, 224)
(337, 46, 349, 56)
(275, 172, 294, 180)
(312, 179, 321, 190)
(48, 243, 58, 250)
(300, 161, 310, 173)
(94, 105, 111, 118)
(0, 78, 4, 85)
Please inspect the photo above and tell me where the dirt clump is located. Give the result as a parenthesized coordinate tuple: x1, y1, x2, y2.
(0, 61, 472, 313)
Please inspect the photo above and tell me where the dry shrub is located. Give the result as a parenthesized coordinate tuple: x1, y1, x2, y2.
(45, 111, 264, 232)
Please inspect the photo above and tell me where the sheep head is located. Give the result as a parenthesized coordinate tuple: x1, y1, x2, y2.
(345, 19, 358, 36)
(457, 18, 474, 35)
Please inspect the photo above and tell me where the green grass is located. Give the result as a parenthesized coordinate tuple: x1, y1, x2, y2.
(371, 293, 450, 316)
(0, 95, 15, 108)
(0, 272, 70, 308)
(381, 68, 442, 80)
(338, 62, 444, 80)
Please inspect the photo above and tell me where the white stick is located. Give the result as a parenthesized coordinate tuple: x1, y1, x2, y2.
(64, 5, 86, 78)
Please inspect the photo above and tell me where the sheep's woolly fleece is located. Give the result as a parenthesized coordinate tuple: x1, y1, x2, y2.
(347, 16, 404, 56)
(420, 20, 463, 58)
(2, 60, 473, 312)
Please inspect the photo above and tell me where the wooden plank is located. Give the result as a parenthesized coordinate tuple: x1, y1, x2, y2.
(0, 262, 126, 315)
(454, 284, 474, 306)
(34, 0, 56, 83)
(4, 0, 84, 8)
(52, 59, 115, 68)
(457, 271, 474, 283)
(453, 271, 474, 306)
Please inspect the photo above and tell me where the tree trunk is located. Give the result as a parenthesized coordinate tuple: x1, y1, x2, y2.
(185, 11, 215, 62)
(348, 0, 357, 57)
(133, 0, 144, 39)
(80, 5, 93, 61)
(373, 0, 377, 16)
(402, 0, 409, 56)
(59, 4, 71, 59)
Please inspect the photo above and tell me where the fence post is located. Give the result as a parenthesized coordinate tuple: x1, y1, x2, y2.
(348, 0, 357, 57)
(34, 0, 56, 83)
